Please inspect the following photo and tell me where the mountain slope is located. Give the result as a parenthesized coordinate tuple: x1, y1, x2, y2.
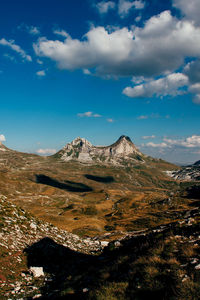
(0, 195, 107, 299)
(0, 136, 179, 238)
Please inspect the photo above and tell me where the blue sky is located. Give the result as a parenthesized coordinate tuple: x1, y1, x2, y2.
(0, 0, 200, 164)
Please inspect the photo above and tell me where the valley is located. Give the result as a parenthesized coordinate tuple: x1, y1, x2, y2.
(0, 136, 200, 299)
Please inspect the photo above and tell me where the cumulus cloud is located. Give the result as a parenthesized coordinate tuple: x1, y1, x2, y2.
(96, 1, 116, 14)
(184, 60, 200, 84)
(36, 70, 46, 76)
(0, 134, 6, 142)
(33, 9, 200, 101)
(118, 0, 144, 17)
(184, 60, 200, 103)
(0, 38, 32, 62)
(77, 111, 102, 118)
(36, 148, 57, 155)
(143, 135, 200, 150)
(123, 73, 188, 98)
(34, 11, 200, 77)
(164, 135, 200, 148)
(189, 83, 200, 104)
(173, 0, 200, 26)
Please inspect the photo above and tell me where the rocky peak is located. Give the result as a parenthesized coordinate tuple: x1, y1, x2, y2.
(57, 135, 143, 165)
(70, 137, 92, 148)
(116, 135, 132, 143)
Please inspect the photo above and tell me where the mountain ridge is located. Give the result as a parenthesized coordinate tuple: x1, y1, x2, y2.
(55, 135, 145, 165)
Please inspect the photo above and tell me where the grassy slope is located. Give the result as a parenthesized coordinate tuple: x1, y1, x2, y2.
(0, 147, 180, 239)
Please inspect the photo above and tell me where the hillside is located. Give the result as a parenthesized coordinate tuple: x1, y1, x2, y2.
(1, 189, 200, 299)
(1, 137, 200, 299)
(0, 136, 179, 238)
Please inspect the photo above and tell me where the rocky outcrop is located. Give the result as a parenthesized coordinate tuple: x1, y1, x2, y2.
(166, 160, 200, 181)
(0, 196, 108, 299)
(56, 135, 144, 165)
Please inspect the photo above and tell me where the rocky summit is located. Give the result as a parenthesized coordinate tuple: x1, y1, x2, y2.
(55, 135, 144, 165)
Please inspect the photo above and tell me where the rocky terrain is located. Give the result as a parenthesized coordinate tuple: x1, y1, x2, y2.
(166, 160, 200, 181)
(1, 188, 200, 299)
(0, 136, 178, 238)
(0, 195, 109, 299)
(55, 135, 144, 165)
(1, 136, 200, 299)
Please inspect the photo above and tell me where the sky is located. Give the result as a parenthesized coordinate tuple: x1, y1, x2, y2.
(0, 0, 200, 164)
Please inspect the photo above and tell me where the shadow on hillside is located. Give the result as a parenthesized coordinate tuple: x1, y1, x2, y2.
(23, 220, 194, 300)
(24, 237, 97, 299)
(185, 185, 200, 199)
(84, 174, 114, 183)
(35, 174, 93, 192)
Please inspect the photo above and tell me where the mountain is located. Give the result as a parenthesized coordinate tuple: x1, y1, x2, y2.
(166, 159, 200, 181)
(2, 137, 200, 299)
(55, 135, 145, 165)
(194, 160, 200, 166)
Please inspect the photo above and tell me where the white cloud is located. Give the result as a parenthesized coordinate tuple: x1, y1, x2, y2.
(164, 135, 200, 148)
(133, 0, 145, 9)
(118, 0, 144, 17)
(0, 134, 6, 142)
(18, 24, 40, 35)
(184, 60, 200, 84)
(29, 26, 40, 35)
(189, 83, 200, 104)
(77, 111, 102, 118)
(135, 15, 142, 22)
(37, 59, 43, 65)
(36, 70, 46, 76)
(83, 68, 91, 75)
(34, 9, 200, 101)
(96, 1, 116, 14)
(143, 135, 200, 150)
(123, 73, 188, 98)
(53, 29, 70, 38)
(36, 148, 57, 155)
(173, 0, 200, 26)
(34, 11, 200, 78)
(145, 142, 169, 148)
(107, 118, 114, 122)
(142, 135, 156, 139)
(0, 38, 32, 62)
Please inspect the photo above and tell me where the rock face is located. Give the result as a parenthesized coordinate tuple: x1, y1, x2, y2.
(56, 135, 144, 165)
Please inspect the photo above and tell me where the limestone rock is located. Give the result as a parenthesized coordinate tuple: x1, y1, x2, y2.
(56, 135, 144, 165)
